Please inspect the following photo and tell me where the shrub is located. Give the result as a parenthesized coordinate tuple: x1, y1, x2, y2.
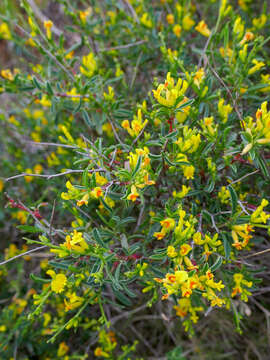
(1, 0, 270, 358)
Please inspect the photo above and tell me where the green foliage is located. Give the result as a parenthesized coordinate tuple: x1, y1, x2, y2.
(1, 0, 270, 358)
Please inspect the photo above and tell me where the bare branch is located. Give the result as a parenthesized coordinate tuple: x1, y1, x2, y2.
(5, 168, 106, 182)
(0, 246, 47, 266)
(229, 170, 260, 186)
(100, 40, 146, 52)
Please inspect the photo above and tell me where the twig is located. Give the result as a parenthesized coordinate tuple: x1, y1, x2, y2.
(129, 324, 158, 357)
(134, 204, 145, 232)
(15, 24, 74, 80)
(49, 200, 56, 238)
(5, 168, 105, 182)
(110, 304, 147, 325)
(237, 200, 250, 215)
(198, 33, 213, 69)
(26, 0, 62, 36)
(122, 0, 139, 23)
(130, 51, 142, 89)
(108, 116, 124, 146)
(26, 141, 77, 148)
(228, 170, 259, 186)
(0, 246, 47, 266)
(100, 40, 146, 52)
(242, 248, 270, 259)
(132, 122, 148, 146)
(204, 55, 244, 126)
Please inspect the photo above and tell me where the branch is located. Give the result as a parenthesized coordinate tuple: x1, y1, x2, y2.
(0, 246, 47, 266)
(5, 168, 106, 182)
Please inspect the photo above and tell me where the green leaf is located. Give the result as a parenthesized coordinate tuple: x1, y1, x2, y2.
(32, 76, 43, 90)
(122, 283, 137, 298)
(166, 345, 186, 360)
(149, 253, 167, 260)
(204, 179, 215, 193)
(228, 185, 238, 215)
(92, 228, 108, 248)
(221, 233, 231, 260)
(82, 109, 93, 128)
(82, 167, 90, 187)
(113, 289, 132, 307)
(120, 234, 128, 250)
(132, 155, 142, 177)
(254, 155, 270, 179)
(115, 263, 122, 283)
(175, 98, 194, 112)
(46, 81, 54, 95)
(210, 256, 223, 272)
(30, 274, 50, 283)
(100, 197, 113, 213)
(17, 225, 43, 233)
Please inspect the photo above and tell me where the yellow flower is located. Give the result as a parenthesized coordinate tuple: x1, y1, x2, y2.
(34, 164, 43, 174)
(202, 116, 217, 137)
(64, 292, 84, 311)
(43, 20, 53, 40)
(253, 14, 267, 29)
(80, 52, 97, 78)
(231, 224, 254, 250)
(219, 46, 233, 60)
(239, 32, 254, 46)
(238, 0, 250, 11)
(231, 272, 252, 301)
(121, 109, 148, 137)
(0, 179, 4, 192)
(166, 14, 174, 25)
(115, 65, 123, 77)
(91, 187, 103, 199)
(195, 20, 211, 37)
(137, 262, 148, 277)
(175, 270, 188, 284)
(153, 230, 166, 240)
(175, 97, 191, 123)
(179, 244, 192, 256)
(127, 185, 139, 202)
(140, 13, 153, 28)
(173, 184, 190, 199)
(218, 186, 230, 204)
(0, 23, 11, 40)
(173, 24, 181, 37)
(107, 10, 117, 25)
(248, 59, 265, 75)
(103, 86, 115, 101)
(57, 342, 69, 357)
(182, 15, 195, 31)
(1, 69, 19, 81)
(233, 16, 244, 39)
(182, 165, 195, 179)
(193, 68, 205, 87)
(153, 72, 188, 108)
(38, 95, 51, 107)
(167, 245, 177, 258)
(160, 218, 175, 232)
(77, 193, 90, 207)
(0, 325, 7, 332)
(28, 16, 38, 37)
(218, 98, 232, 123)
(24, 168, 33, 183)
(47, 270, 67, 293)
(250, 199, 270, 224)
(96, 172, 108, 186)
(79, 7, 92, 24)
(219, 0, 232, 17)
(94, 347, 109, 358)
